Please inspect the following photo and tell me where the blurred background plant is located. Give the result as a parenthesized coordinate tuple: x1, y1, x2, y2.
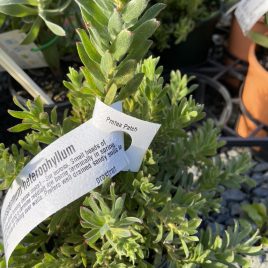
(242, 203, 268, 247)
(0, 0, 81, 77)
(152, 0, 222, 51)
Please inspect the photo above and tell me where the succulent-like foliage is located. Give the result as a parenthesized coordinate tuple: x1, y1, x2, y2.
(152, 0, 221, 51)
(0, 0, 262, 267)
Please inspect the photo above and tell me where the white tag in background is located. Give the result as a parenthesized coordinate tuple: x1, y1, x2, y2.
(0, 30, 48, 72)
(1, 99, 161, 266)
(235, 0, 268, 34)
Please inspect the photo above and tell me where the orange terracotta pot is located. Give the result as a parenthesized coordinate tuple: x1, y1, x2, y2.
(228, 16, 267, 62)
(236, 43, 268, 138)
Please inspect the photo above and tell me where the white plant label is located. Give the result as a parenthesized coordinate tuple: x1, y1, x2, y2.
(235, 0, 268, 34)
(1, 99, 161, 266)
(0, 30, 48, 72)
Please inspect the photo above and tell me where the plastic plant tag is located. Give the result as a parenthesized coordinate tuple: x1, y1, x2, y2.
(235, 0, 268, 34)
(1, 99, 161, 266)
(0, 30, 48, 72)
(92, 99, 161, 171)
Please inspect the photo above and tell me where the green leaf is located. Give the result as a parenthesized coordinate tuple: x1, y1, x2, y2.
(39, 14, 66, 36)
(114, 59, 137, 87)
(126, 39, 152, 62)
(154, 223, 163, 243)
(117, 73, 144, 100)
(101, 51, 114, 78)
(180, 238, 189, 258)
(77, 42, 106, 83)
(164, 229, 174, 244)
(132, 19, 159, 47)
(122, 0, 147, 24)
(108, 8, 123, 39)
(50, 107, 57, 125)
(110, 29, 133, 61)
(248, 30, 268, 48)
(76, 0, 108, 26)
(76, 28, 101, 63)
(62, 117, 75, 134)
(0, 4, 37, 17)
(84, 229, 101, 245)
(110, 228, 131, 238)
(21, 16, 42, 44)
(0, 0, 38, 5)
(134, 3, 166, 29)
(8, 123, 32, 132)
(104, 83, 117, 105)
(8, 110, 31, 119)
(118, 217, 142, 227)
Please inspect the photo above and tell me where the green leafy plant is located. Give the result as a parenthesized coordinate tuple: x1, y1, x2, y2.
(152, 0, 221, 51)
(0, 0, 263, 267)
(242, 203, 268, 247)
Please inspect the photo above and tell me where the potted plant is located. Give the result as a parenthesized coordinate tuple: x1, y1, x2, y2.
(0, 0, 263, 267)
(152, 0, 223, 69)
(236, 13, 268, 138)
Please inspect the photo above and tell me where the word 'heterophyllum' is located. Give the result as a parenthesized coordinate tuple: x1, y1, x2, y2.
(0, 0, 262, 267)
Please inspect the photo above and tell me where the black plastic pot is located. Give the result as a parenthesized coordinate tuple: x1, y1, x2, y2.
(158, 12, 221, 70)
(0, 74, 26, 145)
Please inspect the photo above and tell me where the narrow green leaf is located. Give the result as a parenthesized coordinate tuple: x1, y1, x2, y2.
(84, 229, 101, 245)
(50, 107, 57, 125)
(101, 51, 114, 78)
(110, 29, 133, 61)
(114, 59, 137, 87)
(180, 238, 189, 258)
(77, 28, 101, 63)
(122, 0, 147, 24)
(21, 16, 42, 44)
(248, 30, 268, 49)
(117, 73, 144, 100)
(8, 123, 32, 132)
(134, 3, 166, 29)
(118, 217, 142, 227)
(39, 14, 66, 36)
(126, 39, 152, 62)
(104, 83, 117, 105)
(110, 228, 131, 238)
(0, 0, 38, 5)
(8, 110, 31, 119)
(132, 19, 159, 47)
(80, 66, 104, 93)
(76, 0, 108, 26)
(0, 4, 37, 17)
(154, 223, 163, 243)
(77, 42, 106, 83)
(108, 9, 123, 39)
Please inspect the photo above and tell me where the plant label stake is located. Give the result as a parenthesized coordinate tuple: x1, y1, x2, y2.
(235, 0, 268, 34)
(1, 99, 160, 266)
(0, 47, 54, 105)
